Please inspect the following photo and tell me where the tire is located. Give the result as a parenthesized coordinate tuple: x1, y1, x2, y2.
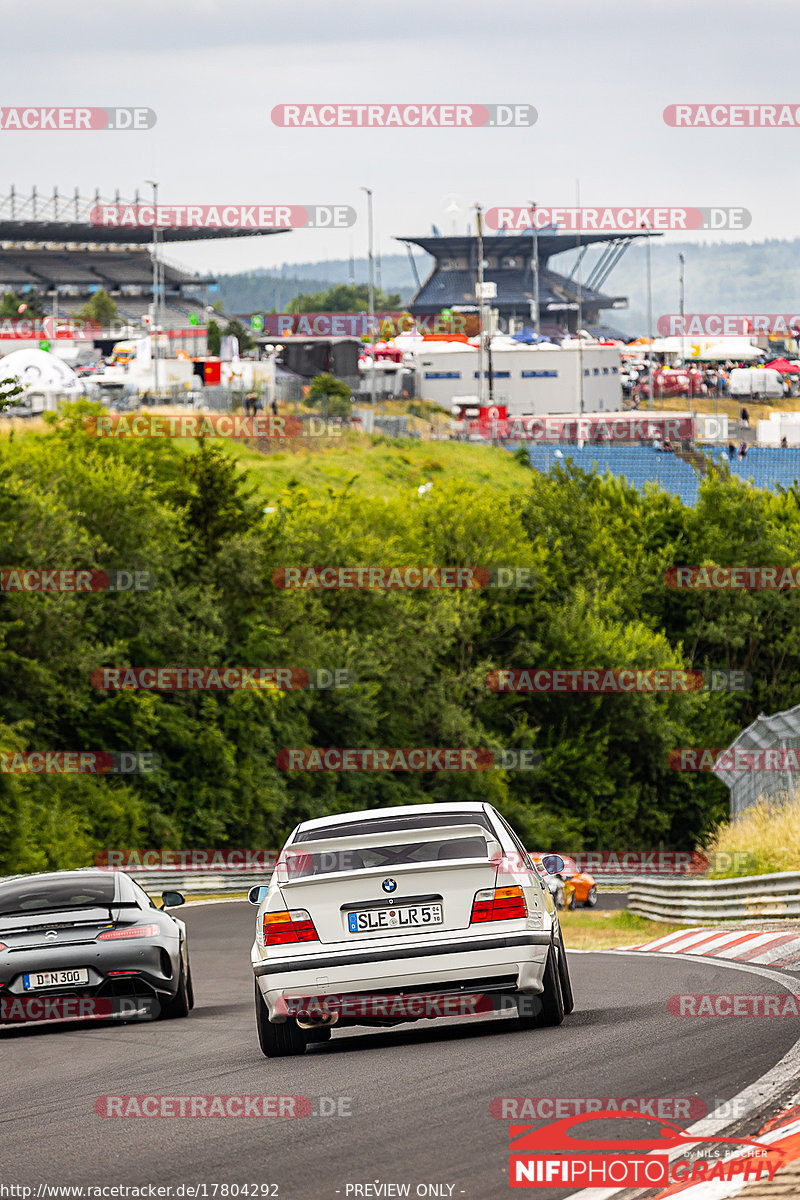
(160, 959, 191, 1019)
(516, 943, 565, 1029)
(585, 886, 598, 908)
(554, 886, 565, 910)
(566, 889, 576, 910)
(186, 962, 195, 1010)
(555, 937, 575, 1015)
(255, 981, 307, 1057)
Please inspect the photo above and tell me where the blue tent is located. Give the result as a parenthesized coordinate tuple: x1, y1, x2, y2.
(512, 327, 555, 345)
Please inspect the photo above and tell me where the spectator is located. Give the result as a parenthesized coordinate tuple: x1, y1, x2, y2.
(727, 442, 736, 460)
(781, 436, 789, 448)
(740, 407, 750, 428)
(271, 397, 278, 416)
(662, 438, 673, 453)
(739, 440, 748, 460)
(652, 436, 662, 452)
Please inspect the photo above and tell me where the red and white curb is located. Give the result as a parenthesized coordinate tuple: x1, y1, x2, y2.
(619, 928, 800, 970)
(649, 1106, 800, 1199)
(564, 955, 800, 1200)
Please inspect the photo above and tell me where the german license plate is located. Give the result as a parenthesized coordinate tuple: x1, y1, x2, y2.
(22, 969, 89, 990)
(347, 904, 443, 933)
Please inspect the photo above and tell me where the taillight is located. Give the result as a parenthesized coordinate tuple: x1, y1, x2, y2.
(0, 942, 6, 951)
(263, 909, 319, 946)
(97, 924, 159, 941)
(470, 886, 527, 923)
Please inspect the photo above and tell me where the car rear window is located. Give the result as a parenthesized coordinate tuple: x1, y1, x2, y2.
(0, 876, 116, 916)
(284, 834, 491, 879)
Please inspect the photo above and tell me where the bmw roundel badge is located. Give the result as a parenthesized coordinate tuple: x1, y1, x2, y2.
(382, 878, 397, 893)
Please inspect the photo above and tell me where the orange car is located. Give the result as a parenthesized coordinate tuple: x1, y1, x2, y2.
(558, 855, 598, 908)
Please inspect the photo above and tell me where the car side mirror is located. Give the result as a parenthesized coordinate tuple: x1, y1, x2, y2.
(161, 891, 185, 908)
(248, 885, 270, 905)
(541, 854, 565, 876)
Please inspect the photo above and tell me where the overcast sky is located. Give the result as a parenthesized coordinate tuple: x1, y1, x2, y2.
(5, 0, 799, 277)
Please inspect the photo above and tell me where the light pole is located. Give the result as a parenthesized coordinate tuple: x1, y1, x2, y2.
(679, 252, 686, 364)
(475, 204, 486, 408)
(528, 200, 539, 337)
(643, 221, 654, 411)
(146, 180, 160, 400)
(360, 186, 377, 410)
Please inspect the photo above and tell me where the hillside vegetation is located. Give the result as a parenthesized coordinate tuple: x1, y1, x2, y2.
(2, 403, 800, 872)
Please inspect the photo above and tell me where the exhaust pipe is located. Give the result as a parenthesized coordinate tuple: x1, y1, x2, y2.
(296, 1009, 339, 1030)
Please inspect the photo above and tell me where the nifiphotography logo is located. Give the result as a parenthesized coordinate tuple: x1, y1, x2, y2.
(508, 1110, 782, 1187)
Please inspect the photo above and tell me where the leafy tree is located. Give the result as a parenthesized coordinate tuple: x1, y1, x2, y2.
(306, 373, 352, 419)
(21, 288, 47, 319)
(0, 291, 24, 319)
(222, 318, 255, 353)
(76, 288, 118, 325)
(0, 377, 23, 411)
(290, 284, 402, 313)
(206, 319, 221, 356)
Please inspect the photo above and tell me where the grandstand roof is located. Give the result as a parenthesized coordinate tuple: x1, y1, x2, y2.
(397, 232, 654, 263)
(0, 190, 291, 246)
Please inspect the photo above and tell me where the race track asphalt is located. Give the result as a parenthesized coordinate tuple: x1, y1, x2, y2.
(2, 900, 797, 1200)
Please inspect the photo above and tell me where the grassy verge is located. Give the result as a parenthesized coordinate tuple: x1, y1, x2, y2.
(703, 796, 800, 877)
(223, 431, 528, 502)
(559, 908, 685, 950)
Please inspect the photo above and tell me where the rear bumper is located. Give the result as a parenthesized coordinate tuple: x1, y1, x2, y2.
(0, 937, 183, 1021)
(253, 930, 551, 1022)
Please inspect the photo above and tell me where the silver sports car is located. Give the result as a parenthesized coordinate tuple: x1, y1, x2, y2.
(0, 869, 193, 1025)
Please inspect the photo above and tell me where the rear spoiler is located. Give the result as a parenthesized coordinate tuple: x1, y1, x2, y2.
(277, 824, 502, 884)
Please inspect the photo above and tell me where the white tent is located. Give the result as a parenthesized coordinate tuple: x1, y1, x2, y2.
(0, 348, 83, 394)
(694, 340, 763, 361)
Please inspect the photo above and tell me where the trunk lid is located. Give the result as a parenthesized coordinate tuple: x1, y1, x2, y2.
(276, 824, 500, 944)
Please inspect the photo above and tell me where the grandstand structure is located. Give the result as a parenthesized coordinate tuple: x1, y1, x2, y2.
(396, 231, 657, 339)
(523, 443, 800, 507)
(0, 188, 289, 331)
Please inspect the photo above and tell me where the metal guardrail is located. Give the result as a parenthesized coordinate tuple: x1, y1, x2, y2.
(133, 870, 271, 895)
(628, 871, 800, 923)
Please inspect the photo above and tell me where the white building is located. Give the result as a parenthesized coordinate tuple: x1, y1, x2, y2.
(413, 342, 622, 415)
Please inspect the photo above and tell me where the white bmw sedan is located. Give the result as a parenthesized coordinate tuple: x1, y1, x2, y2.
(249, 801, 573, 1056)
